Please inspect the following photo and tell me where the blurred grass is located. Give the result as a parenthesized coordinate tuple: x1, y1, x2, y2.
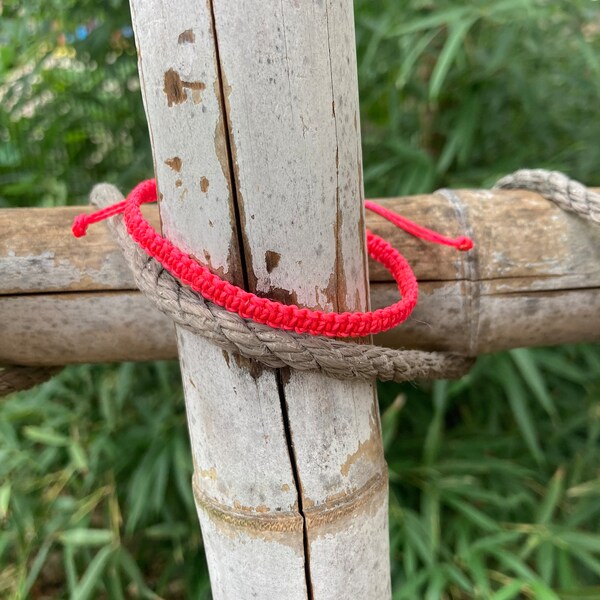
(1, 0, 600, 598)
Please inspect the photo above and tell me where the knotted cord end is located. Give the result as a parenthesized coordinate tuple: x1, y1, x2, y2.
(72, 215, 90, 238)
(455, 236, 474, 251)
(72, 200, 128, 239)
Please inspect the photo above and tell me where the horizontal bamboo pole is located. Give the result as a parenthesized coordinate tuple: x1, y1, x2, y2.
(2, 187, 599, 366)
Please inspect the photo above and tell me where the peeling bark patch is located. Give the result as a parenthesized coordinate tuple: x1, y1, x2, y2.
(165, 156, 182, 172)
(265, 250, 281, 273)
(198, 466, 217, 480)
(262, 286, 299, 307)
(163, 69, 187, 106)
(340, 408, 384, 477)
(190, 87, 203, 104)
(178, 29, 195, 44)
(163, 68, 206, 106)
(200, 176, 210, 193)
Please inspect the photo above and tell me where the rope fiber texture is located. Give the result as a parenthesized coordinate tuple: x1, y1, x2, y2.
(0, 366, 61, 397)
(3, 168, 598, 397)
(89, 183, 474, 383)
(495, 169, 600, 224)
(74, 181, 473, 338)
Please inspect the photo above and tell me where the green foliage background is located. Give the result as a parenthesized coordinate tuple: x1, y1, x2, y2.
(1, 1, 600, 598)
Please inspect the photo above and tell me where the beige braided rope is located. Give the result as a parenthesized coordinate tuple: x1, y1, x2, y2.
(495, 169, 600, 224)
(3, 169, 598, 397)
(91, 184, 473, 383)
(0, 366, 61, 397)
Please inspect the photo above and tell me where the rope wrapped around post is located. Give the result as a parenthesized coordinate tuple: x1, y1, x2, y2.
(2, 169, 598, 397)
(87, 183, 474, 383)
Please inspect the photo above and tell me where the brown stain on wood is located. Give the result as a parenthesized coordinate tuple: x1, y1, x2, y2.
(201, 250, 226, 278)
(165, 156, 182, 172)
(334, 212, 349, 312)
(221, 350, 231, 368)
(163, 68, 206, 106)
(232, 353, 264, 381)
(178, 29, 195, 44)
(265, 250, 281, 274)
(340, 405, 384, 477)
(200, 177, 210, 193)
(303, 474, 388, 536)
(261, 285, 299, 307)
(211, 94, 244, 288)
(163, 69, 187, 106)
(279, 366, 292, 386)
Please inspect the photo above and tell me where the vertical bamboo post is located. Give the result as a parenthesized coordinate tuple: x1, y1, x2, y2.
(128, 1, 390, 598)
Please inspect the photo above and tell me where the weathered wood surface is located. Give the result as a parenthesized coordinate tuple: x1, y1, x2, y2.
(2, 187, 599, 366)
(127, 0, 388, 598)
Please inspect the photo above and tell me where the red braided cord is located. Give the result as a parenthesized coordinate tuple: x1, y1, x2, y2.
(364, 200, 474, 251)
(73, 179, 473, 338)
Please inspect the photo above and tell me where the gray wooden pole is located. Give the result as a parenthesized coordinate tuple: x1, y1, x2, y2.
(128, 1, 390, 598)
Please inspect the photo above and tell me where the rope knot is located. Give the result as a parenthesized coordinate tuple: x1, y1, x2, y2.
(72, 215, 90, 238)
(455, 236, 474, 251)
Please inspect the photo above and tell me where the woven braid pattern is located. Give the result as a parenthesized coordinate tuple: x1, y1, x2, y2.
(91, 184, 474, 383)
(5, 168, 597, 397)
(495, 169, 600, 224)
(105, 179, 420, 338)
(0, 366, 61, 397)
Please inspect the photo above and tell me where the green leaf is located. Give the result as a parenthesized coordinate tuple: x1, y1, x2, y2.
(393, 568, 430, 600)
(496, 357, 545, 464)
(402, 510, 435, 566)
(510, 348, 557, 419)
(466, 531, 525, 555)
(429, 17, 477, 100)
(71, 545, 114, 600)
(117, 548, 159, 599)
(387, 6, 474, 37)
(22, 538, 53, 598)
(59, 528, 114, 547)
(23, 426, 70, 446)
(489, 580, 526, 600)
(422, 381, 448, 465)
(381, 393, 406, 452)
(424, 567, 446, 600)
(64, 545, 78, 596)
(395, 29, 439, 89)
(559, 531, 600, 554)
(0, 482, 11, 520)
(489, 548, 537, 579)
(69, 441, 88, 472)
(536, 467, 565, 526)
(105, 566, 126, 600)
(536, 542, 555, 586)
(444, 495, 500, 532)
(568, 548, 600, 579)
